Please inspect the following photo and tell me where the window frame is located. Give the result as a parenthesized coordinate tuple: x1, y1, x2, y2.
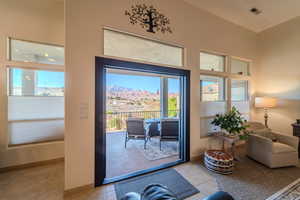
(199, 51, 226, 72)
(230, 56, 251, 76)
(7, 66, 65, 97)
(2, 37, 65, 148)
(199, 50, 252, 137)
(7, 37, 64, 65)
(200, 75, 226, 102)
(231, 79, 249, 102)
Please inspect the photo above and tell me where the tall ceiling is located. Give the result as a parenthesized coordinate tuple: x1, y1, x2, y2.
(184, 0, 300, 32)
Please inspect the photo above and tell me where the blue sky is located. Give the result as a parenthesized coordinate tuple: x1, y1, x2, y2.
(107, 73, 180, 93)
(12, 68, 64, 88)
(12, 69, 180, 92)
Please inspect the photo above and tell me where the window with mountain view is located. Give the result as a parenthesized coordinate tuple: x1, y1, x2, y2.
(200, 75, 225, 101)
(105, 71, 180, 132)
(8, 68, 64, 96)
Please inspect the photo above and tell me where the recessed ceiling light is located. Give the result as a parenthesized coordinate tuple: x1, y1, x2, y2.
(44, 53, 49, 57)
(250, 8, 262, 15)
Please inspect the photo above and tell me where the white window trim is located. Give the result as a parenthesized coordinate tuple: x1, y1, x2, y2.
(199, 50, 252, 137)
(1, 37, 65, 148)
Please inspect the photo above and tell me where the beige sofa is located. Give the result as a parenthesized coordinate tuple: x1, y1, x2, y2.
(246, 122, 299, 168)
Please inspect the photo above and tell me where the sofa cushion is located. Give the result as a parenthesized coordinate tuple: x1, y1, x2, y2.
(272, 142, 296, 154)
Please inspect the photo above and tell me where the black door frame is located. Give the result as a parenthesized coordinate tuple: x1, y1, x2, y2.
(95, 56, 190, 186)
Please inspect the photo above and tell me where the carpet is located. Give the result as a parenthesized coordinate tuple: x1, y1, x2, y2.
(266, 178, 300, 200)
(114, 168, 199, 200)
(201, 155, 300, 200)
(133, 138, 179, 161)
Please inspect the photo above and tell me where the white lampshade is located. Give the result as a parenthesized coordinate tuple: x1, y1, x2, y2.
(255, 97, 277, 108)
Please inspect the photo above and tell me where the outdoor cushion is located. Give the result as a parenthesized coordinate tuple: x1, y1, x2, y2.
(272, 142, 297, 154)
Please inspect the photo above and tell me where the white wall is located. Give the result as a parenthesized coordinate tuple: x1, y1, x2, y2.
(252, 16, 300, 135)
(65, 0, 258, 190)
(0, 0, 65, 168)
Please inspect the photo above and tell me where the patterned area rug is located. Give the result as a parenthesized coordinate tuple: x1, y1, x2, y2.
(200, 154, 300, 200)
(133, 137, 179, 161)
(266, 178, 300, 200)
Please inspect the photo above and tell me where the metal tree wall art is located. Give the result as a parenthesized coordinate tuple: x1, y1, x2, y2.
(125, 4, 172, 34)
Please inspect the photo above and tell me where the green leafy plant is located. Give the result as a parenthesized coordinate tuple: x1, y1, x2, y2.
(211, 107, 249, 140)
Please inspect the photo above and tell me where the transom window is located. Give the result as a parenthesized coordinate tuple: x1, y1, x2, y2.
(9, 38, 64, 65)
(231, 58, 250, 76)
(104, 29, 183, 67)
(200, 52, 225, 72)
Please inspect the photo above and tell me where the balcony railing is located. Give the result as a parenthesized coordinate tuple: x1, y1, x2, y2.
(106, 110, 179, 132)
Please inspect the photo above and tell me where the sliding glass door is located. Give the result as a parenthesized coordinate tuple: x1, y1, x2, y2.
(95, 57, 190, 186)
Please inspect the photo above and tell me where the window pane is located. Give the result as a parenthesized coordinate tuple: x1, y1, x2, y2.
(10, 39, 64, 65)
(231, 80, 248, 101)
(8, 67, 65, 146)
(9, 68, 64, 96)
(200, 52, 225, 72)
(200, 75, 225, 101)
(231, 58, 249, 75)
(104, 29, 183, 66)
(168, 78, 180, 117)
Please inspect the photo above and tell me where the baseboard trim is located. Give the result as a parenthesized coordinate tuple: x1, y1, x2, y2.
(64, 184, 94, 196)
(0, 158, 64, 173)
(191, 153, 204, 162)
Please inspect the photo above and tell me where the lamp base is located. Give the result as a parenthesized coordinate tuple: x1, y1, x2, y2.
(264, 108, 268, 128)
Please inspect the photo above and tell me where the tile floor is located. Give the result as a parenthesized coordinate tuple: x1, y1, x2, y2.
(106, 131, 179, 178)
(0, 160, 218, 200)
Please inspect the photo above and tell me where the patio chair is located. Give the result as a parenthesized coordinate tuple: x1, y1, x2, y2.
(159, 119, 179, 150)
(125, 118, 150, 149)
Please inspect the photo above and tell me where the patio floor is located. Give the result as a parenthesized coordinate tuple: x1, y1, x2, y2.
(106, 131, 179, 178)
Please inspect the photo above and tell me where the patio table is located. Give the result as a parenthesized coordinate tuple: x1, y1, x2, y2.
(145, 119, 160, 137)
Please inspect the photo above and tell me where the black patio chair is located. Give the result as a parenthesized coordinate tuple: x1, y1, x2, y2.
(125, 118, 150, 149)
(159, 119, 179, 150)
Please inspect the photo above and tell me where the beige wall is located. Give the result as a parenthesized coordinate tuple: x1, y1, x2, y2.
(65, 0, 258, 190)
(0, 0, 65, 168)
(253, 17, 300, 135)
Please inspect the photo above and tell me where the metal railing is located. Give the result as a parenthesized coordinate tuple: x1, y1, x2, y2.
(106, 110, 179, 132)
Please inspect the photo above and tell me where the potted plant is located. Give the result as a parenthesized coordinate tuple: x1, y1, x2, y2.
(211, 107, 249, 140)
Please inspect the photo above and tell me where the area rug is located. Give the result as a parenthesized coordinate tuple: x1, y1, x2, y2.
(266, 178, 300, 200)
(133, 138, 179, 161)
(200, 155, 300, 200)
(114, 168, 199, 200)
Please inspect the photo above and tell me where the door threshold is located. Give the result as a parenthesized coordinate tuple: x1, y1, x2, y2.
(100, 160, 185, 186)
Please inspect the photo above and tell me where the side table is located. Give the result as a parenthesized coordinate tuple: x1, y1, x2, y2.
(291, 123, 300, 158)
(211, 132, 240, 160)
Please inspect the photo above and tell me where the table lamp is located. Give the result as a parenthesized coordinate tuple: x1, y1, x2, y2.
(255, 97, 277, 128)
